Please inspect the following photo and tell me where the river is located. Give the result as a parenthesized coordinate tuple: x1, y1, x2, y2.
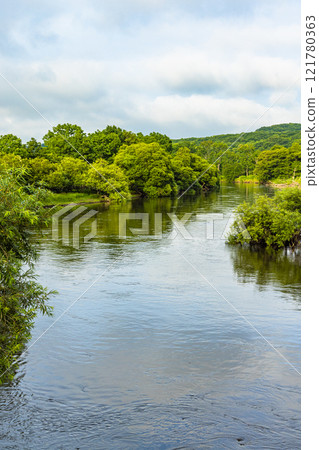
(0, 184, 300, 449)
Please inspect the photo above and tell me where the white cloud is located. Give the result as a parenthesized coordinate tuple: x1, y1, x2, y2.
(125, 94, 300, 138)
(0, 0, 300, 141)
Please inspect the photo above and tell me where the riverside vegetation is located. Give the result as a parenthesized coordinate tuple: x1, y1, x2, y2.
(0, 123, 301, 382)
(227, 187, 301, 249)
(0, 171, 55, 382)
(0, 123, 300, 201)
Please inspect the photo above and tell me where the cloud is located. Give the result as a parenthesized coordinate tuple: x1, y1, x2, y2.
(124, 94, 300, 138)
(0, 0, 300, 141)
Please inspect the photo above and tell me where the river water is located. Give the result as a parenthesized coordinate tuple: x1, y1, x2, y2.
(0, 184, 300, 449)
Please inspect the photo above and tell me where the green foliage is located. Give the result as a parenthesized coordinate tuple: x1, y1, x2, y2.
(42, 123, 89, 161)
(174, 148, 219, 193)
(206, 142, 228, 168)
(0, 153, 26, 172)
(173, 123, 301, 182)
(0, 123, 300, 199)
(173, 123, 301, 151)
(86, 159, 131, 201)
(171, 148, 197, 194)
(190, 153, 219, 190)
(227, 188, 301, 249)
(0, 134, 28, 158)
(137, 131, 173, 153)
(87, 130, 122, 160)
(45, 157, 89, 192)
(87, 125, 138, 161)
(172, 139, 197, 154)
(24, 157, 57, 186)
(0, 172, 54, 383)
(221, 151, 245, 182)
(234, 175, 259, 184)
(273, 187, 301, 212)
(115, 142, 177, 197)
(25, 138, 43, 158)
(221, 144, 259, 182)
(254, 142, 301, 182)
(171, 147, 219, 194)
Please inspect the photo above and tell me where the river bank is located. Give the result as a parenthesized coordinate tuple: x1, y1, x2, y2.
(43, 192, 111, 207)
(223, 176, 301, 189)
(267, 180, 301, 189)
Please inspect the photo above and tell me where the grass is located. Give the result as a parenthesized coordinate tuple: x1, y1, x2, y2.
(268, 177, 301, 187)
(44, 192, 105, 206)
(220, 175, 301, 187)
(234, 175, 259, 184)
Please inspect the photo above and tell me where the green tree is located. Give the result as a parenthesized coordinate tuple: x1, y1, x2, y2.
(114, 142, 177, 197)
(24, 157, 57, 186)
(87, 130, 122, 161)
(171, 148, 197, 194)
(273, 186, 301, 212)
(171, 147, 219, 194)
(138, 132, 173, 153)
(207, 142, 228, 171)
(236, 143, 257, 177)
(42, 123, 89, 161)
(0, 134, 27, 158)
(87, 126, 139, 161)
(221, 151, 244, 182)
(86, 159, 131, 201)
(0, 171, 54, 383)
(46, 157, 89, 192)
(25, 138, 43, 159)
(254, 143, 301, 182)
(197, 140, 214, 159)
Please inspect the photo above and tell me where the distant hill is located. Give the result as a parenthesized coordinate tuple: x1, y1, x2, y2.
(173, 123, 301, 151)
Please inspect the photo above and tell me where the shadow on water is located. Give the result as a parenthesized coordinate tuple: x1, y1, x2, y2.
(229, 246, 301, 303)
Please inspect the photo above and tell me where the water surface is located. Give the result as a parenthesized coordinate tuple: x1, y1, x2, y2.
(0, 184, 300, 449)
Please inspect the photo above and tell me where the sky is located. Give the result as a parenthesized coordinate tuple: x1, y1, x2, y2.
(0, 0, 300, 142)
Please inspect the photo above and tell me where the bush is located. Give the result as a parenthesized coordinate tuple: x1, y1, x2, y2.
(227, 188, 301, 249)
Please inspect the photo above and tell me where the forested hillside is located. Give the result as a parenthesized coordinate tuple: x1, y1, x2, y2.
(173, 123, 300, 151)
(173, 123, 301, 182)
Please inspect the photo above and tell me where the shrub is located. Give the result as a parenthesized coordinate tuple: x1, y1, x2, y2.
(227, 188, 301, 249)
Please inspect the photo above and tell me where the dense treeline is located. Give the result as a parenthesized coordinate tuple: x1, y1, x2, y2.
(174, 123, 300, 152)
(174, 123, 301, 182)
(0, 123, 300, 200)
(0, 125, 218, 200)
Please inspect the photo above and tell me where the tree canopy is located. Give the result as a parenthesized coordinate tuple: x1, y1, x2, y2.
(254, 142, 301, 182)
(0, 122, 301, 200)
(114, 142, 177, 197)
